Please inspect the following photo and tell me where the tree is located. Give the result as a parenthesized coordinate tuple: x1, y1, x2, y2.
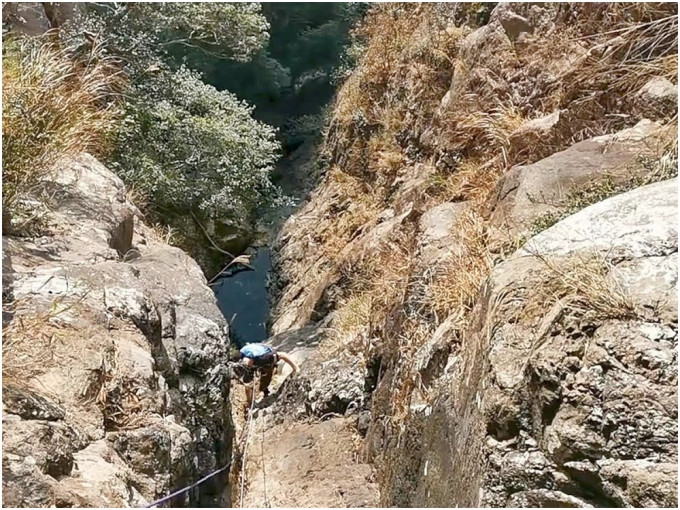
(111, 66, 280, 219)
(202, 3, 367, 139)
(59, 2, 282, 271)
(68, 2, 269, 70)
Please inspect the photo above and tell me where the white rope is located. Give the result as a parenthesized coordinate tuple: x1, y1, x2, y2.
(239, 374, 258, 507)
(261, 411, 270, 507)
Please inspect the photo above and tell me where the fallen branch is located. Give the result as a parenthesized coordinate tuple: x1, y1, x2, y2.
(208, 254, 253, 286)
(190, 209, 236, 258)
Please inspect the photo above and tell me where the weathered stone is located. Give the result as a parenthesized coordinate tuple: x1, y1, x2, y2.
(521, 177, 678, 260)
(2, 154, 233, 507)
(636, 77, 678, 119)
(476, 179, 678, 506)
(417, 201, 471, 266)
(489, 120, 670, 245)
(506, 489, 591, 508)
(274, 355, 366, 419)
(2, 386, 65, 421)
(496, 10, 534, 41)
(362, 159, 678, 508)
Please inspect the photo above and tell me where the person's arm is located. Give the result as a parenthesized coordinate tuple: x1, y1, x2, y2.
(277, 352, 299, 373)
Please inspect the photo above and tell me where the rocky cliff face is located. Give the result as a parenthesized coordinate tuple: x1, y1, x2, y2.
(370, 177, 677, 508)
(264, 2, 678, 508)
(2, 155, 233, 507)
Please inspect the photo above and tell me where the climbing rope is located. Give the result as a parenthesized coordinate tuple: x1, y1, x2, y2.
(239, 372, 259, 507)
(142, 462, 232, 508)
(142, 365, 258, 508)
(261, 410, 270, 507)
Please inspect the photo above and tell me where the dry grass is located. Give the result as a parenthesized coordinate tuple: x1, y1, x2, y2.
(522, 253, 637, 323)
(2, 34, 123, 232)
(3, 297, 149, 431)
(1, 308, 74, 383)
(302, 2, 677, 432)
(426, 157, 504, 205)
(327, 3, 471, 183)
(318, 167, 383, 260)
(441, 104, 527, 163)
(324, 293, 373, 358)
(421, 210, 492, 329)
(146, 223, 180, 246)
(322, 228, 414, 359)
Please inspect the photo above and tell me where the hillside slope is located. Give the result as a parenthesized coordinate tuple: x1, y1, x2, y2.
(258, 2, 678, 508)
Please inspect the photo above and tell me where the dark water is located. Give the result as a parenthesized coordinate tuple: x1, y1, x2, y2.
(213, 247, 272, 346)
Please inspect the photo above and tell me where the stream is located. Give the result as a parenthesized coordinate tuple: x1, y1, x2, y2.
(213, 247, 272, 347)
(212, 139, 316, 347)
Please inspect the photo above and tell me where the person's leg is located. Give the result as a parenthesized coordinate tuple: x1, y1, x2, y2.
(241, 364, 255, 414)
(259, 363, 275, 397)
(244, 382, 256, 415)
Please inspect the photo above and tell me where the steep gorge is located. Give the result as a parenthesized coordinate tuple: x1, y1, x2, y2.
(2, 2, 678, 509)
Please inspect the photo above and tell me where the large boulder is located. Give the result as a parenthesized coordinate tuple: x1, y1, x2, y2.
(2, 155, 233, 507)
(488, 120, 671, 247)
(481, 178, 677, 506)
(377, 178, 677, 507)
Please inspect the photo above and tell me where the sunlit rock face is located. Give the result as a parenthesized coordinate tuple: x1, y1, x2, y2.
(2, 154, 234, 507)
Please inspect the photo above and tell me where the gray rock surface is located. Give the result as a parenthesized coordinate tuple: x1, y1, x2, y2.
(488, 120, 670, 245)
(2, 155, 233, 507)
(443, 178, 676, 507)
(417, 201, 471, 266)
(637, 77, 678, 119)
(363, 180, 677, 507)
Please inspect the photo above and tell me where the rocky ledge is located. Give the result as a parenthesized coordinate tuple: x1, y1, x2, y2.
(2, 155, 233, 507)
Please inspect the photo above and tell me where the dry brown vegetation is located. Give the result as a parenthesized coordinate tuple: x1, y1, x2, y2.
(318, 167, 384, 260)
(421, 210, 492, 327)
(304, 2, 677, 429)
(522, 253, 638, 325)
(322, 227, 414, 360)
(1, 308, 74, 383)
(2, 34, 122, 232)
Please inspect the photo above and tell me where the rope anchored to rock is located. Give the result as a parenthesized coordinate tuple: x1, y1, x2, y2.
(142, 462, 232, 508)
(142, 365, 259, 508)
(239, 370, 259, 507)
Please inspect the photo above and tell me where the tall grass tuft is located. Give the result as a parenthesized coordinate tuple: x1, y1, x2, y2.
(2, 34, 123, 231)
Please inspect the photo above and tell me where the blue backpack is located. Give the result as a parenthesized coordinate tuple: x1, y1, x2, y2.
(240, 343, 274, 360)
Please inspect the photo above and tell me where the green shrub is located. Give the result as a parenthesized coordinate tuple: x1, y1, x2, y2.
(110, 66, 282, 218)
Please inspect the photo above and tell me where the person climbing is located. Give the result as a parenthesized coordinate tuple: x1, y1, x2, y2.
(232, 343, 299, 409)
